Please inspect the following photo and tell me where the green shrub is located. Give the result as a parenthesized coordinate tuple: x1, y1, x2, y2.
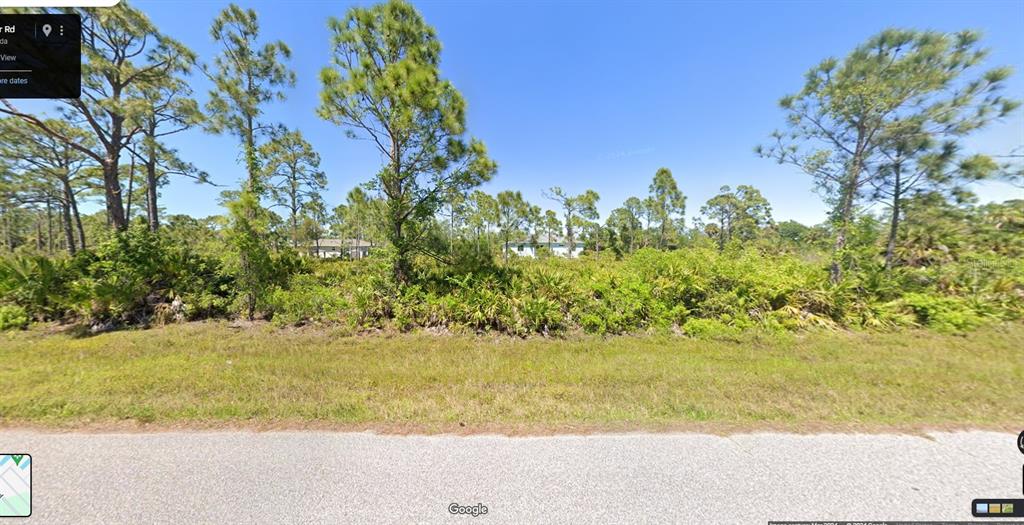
(891, 293, 987, 333)
(314, 247, 1019, 336)
(0, 255, 73, 319)
(70, 227, 233, 325)
(267, 274, 349, 326)
(681, 317, 739, 338)
(6, 232, 1020, 336)
(518, 296, 564, 334)
(0, 304, 29, 331)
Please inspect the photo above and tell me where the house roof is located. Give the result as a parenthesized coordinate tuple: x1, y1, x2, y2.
(313, 238, 373, 248)
(505, 235, 570, 245)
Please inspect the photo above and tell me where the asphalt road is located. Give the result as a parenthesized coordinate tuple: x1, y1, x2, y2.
(1, 430, 1020, 524)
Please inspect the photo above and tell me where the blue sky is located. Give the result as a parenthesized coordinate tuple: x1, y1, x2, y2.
(24, 0, 1024, 225)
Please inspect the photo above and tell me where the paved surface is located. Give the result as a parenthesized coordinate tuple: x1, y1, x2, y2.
(0, 430, 1020, 524)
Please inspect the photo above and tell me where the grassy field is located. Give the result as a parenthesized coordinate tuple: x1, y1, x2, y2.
(1, 322, 1021, 433)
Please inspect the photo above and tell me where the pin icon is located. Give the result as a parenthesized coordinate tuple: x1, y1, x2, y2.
(42, 24, 52, 37)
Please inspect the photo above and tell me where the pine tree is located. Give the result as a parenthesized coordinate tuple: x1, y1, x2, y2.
(317, 0, 496, 283)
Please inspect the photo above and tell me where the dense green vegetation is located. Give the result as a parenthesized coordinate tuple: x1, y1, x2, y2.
(2, 323, 1021, 429)
(1, 1, 1022, 338)
(1, 200, 1021, 335)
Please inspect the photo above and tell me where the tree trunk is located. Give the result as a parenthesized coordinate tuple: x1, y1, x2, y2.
(1, 206, 7, 252)
(146, 122, 160, 232)
(884, 164, 902, 270)
(69, 189, 86, 250)
(146, 165, 159, 231)
(829, 146, 866, 284)
(103, 109, 128, 231)
(60, 180, 78, 255)
(125, 154, 135, 225)
(60, 197, 76, 255)
(102, 157, 127, 230)
(393, 220, 410, 284)
(565, 212, 575, 258)
(245, 115, 258, 191)
(829, 230, 845, 284)
(291, 203, 299, 249)
(46, 197, 54, 253)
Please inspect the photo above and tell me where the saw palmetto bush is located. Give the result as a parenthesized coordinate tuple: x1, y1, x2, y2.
(0, 227, 234, 327)
(69, 228, 236, 325)
(261, 244, 1022, 336)
(0, 254, 74, 320)
(5, 226, 1021, 335)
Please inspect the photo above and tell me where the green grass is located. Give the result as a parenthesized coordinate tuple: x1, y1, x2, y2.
(1, 322, 1021, 432)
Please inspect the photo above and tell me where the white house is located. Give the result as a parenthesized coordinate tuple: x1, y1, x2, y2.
(307, 238, 373, 259)
(503, 235, 580, 258)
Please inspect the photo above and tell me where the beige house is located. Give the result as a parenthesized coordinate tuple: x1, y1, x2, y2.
(307, 238, 373, 259)
(504, 235, 578, 258)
